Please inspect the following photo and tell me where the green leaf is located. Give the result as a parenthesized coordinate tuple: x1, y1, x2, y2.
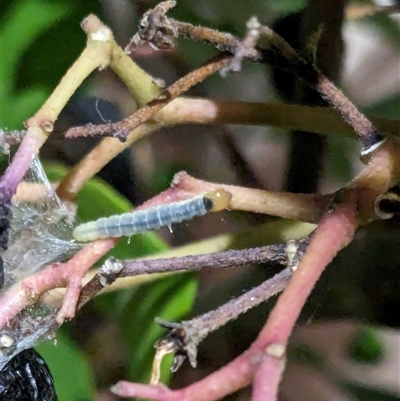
(15, 0, 103, 91)
(35, 331, 95, 401)
(1, 87, 49, 129)
(0, 0, 70, 129)
(0, 0, 70, 89)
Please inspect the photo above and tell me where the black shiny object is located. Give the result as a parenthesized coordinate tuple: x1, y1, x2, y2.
(0, 348, 57, 401)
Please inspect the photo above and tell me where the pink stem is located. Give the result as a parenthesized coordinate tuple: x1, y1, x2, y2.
(251, 193, 358, 401)
(0, 129, 45, 196)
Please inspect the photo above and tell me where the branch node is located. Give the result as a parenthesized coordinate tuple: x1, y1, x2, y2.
(170, 171, 188, 187)
(286, 238, 310, 272)
(264, 342, 286, 360)
(155, 318, 199, 371)
(90, 26, 112, 42)
(0, 334, 15, 349)
(220, 16, 260, 77)
(100, 257, 124, 286)
(126, 0, 178, 52)
(41, 121, 54, 133)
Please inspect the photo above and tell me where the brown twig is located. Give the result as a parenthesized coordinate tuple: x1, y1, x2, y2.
(77, 244, 288, 309)
(65, 53, 232, 139)
(126, 1, 243, 55)
(42, 220, 313, 309)
(155, 265, 295, 373)
(146, 240, 307, 384)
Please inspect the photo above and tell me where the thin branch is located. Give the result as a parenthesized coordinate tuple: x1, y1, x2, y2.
(126, 1, 242, 55)
(64, 98, 400, 139)
(56, 122, 160, 201)
(115, 170, 327, 224)
(77, 244, 288, 309)
(251, 191, 358, 401)
(42, 220, 313, 308)
(170, 171, 330, 224)
(65, 53, 232, 139)
(154, 266, 293, 377)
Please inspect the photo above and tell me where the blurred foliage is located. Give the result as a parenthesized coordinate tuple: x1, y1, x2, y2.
(0, 0, 68, 130)
(365, 92, 400, 120)
(343, 383, 399, 401)
(1, 0, 399, 400)
(347, 327, 384, 364)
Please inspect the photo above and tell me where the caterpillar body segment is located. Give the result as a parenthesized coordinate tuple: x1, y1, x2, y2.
(73, 191, 229, 242)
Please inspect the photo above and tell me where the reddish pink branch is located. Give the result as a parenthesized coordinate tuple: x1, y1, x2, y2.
(112, 349, 254, 400)
(55, 239, 118, 322)
(0, 131, 45, 197)
(251, 192, 358, 400)
(111, 192, 358, 401)
(0, 238, 117, 329)
(0, 263, 66, 330)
